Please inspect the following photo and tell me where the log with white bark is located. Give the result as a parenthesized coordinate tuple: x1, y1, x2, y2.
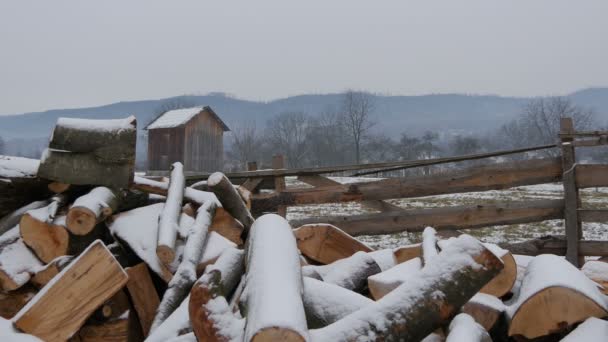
(507, 254, 608, 339)
(48, 116, 136, 154)
(189, 248, 246, 342)
(196, 232, 238, 277)
(150, 200, 217, 332)
(242, 214, 308, 342)
(445, 313, 491, 342)
(302, 251, 381, 293)
(157, 162, 186, 265)
(13, 241, 128, 341)
(108, 203, 173, 282)
(302, 277, 374, 329)
(367, 257, 422, 300)
(293, 223, 373, 265)
(309, 234, 503, 342)
(461, 293, 505, 332)
(0, 227, 43, 291)
(66, 186, 118, 235)
(208, 172, 254, 237)
(422, 226, 439, 265)
(367, 248, 397, 271)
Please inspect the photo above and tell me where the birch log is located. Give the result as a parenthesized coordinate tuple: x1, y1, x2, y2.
(302, 251, 381, 293)
(309, 235, 503, 342)
(66, 187, 118, 235)
(208, 172, 254, 237)
(157, 162, 185, 265)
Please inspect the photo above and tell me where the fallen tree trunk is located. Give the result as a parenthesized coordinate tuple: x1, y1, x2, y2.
(242, 214, 308, 342)
(294, 223, 372, 265)
(13, 241, 128, 341)
(189, 248, 246, 342)
(157, 162, 186, 266)
(302, 277, 374, 329)
(151, 200, 216, 332)
(66, 187, 118, 235)
(208, 172, 254, 238)
(309, 234, 503, 342)
(302, 251, 381, 293)
(446, 313, 491, 342)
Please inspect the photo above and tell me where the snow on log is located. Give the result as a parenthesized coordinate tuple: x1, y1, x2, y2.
(66, 187, 118, 235)
(367, 257, 422, 300)
(0, 227, 42, 291)
(368, 248, 397, 271)
(242, 214, 308, 342)
(561, 317, 608, 342)
(189, 248, 246, 342)
(507, 254, 608, 339)
(197, 232, 238, 276)
(132, 175, 220, 206)
(461, 293, 505, 332)
(582, 260, 608, 294)
(13, 241, 128, 341)
(108, 203, 173, 282)
(145, 294, 192, 342)
(157, 162, 186, 265)
(125, 263, 160, 337)
(48, 116, 136, 154)
(37, 148, 134, 188)
(30, 255, 72, 289)
(479, 243, 517, 297)
(445, 313, 491, 342)
(302, 251, 381, 293)
(208, 172, 254, 236)
(422, 227, 439, 265)
(393, 243, 422, 264)
(151, 200, 217, 332)
(309, 234, 503, 342)
(294, 223, 372, 265)
(302, 277, 373, 329)
(0, 199, 50, 236)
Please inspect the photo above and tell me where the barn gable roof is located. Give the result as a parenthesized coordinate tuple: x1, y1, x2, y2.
(145, 106, 230, 131)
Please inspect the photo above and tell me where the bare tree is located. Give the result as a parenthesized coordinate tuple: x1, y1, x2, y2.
(0, 136, 4, 155)
(450, 135, 481, 156)
(228, 121, 263, 168)
(307, 107, 350, 166)
(265, 112, 311, 168)
(341, 90, 376, 163)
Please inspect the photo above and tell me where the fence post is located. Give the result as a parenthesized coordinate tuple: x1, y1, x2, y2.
(560, 117, 583, 266)
(272, 155, 287, 217)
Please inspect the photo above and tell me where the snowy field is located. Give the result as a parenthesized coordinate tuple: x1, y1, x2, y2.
(284, 177, 608, 250)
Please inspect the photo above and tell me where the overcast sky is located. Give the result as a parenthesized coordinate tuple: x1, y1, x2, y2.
(0, 1, 607, 115)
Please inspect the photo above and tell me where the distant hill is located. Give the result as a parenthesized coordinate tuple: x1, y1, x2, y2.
(1, 88, 607, 158)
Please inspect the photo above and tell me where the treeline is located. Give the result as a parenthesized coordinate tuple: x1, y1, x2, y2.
(224, 94, 606, 173)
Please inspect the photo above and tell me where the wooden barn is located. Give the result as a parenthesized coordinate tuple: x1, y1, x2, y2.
(145, 106, 230, 172)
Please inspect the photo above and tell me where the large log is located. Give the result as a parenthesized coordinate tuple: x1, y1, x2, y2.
(302, 277, 374, 329)
(302, 251, 381, 293)
(13, 241, 128, 341)
(293, 223, 372, 265)
(254, 157, 562, 213)
(208, 172, 254, 237)
(242, 214, 308, 342)
(309, 234, 503, 342)
(66, 187, 118, 235)
(157, 162, 185, 265)
(290, 199, 564, 236)
(507, 254, 608, 339)
(189, 248, 246, 342)
(151, 200, 216, 332)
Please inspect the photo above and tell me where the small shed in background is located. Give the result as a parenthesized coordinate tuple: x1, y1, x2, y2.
(145, 106, 230, 172)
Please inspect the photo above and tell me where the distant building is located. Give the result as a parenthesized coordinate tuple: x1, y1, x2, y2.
(145, 106, 230, 172)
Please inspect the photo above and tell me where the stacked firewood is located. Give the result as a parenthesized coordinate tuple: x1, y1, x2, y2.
(0, 117, 607, 341)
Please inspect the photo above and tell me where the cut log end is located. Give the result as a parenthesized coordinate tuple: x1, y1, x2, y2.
(479, 251, 517, 297)
(20, 214, 69, 263)
(47, 182, 70, 194)
(207, 172, 225, 187)
(66, 207, 97, 235)
(252, 328, 306, 342)
(156, 245, 175, 265)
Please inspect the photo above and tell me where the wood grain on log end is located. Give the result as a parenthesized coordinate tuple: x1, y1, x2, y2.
(252, 328, 306, 342)
(66, 207, 97, 235)
(156, 245, 175, 265)
(20, 214, 69, 263)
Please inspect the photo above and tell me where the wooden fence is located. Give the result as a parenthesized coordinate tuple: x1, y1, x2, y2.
(233, 118, 608, 266)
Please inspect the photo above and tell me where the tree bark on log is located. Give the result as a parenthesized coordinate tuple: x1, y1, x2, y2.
(48, 116, 136, 154)
(309, 235, 503, 342)
(303, 277, 373, 329)
(242, 214, 308, 342)
(150, 200, 216, 332)
(189, 248, 246, 342)
(302, 251, 381, 293)
(67, 187, 118, 235)
(157, 162, 185, 265)
(294, 223, 372, 265)
(208, 172, 254, 238)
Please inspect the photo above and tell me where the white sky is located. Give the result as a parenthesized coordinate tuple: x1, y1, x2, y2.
(0, 0, 607, 115)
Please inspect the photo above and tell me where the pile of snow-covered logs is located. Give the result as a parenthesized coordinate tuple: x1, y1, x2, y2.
(1, 118, 608, 341)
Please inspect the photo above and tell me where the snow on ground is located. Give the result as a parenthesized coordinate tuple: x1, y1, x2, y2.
(285, 176, 608, 249)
